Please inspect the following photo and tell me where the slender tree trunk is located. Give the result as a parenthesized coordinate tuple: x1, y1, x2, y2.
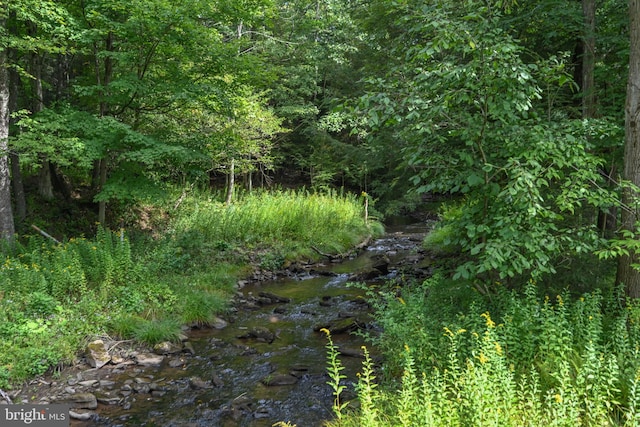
(8, 68, 25, 223)
(96, 32, 113, 224)
(581, 0, 596, 118)
(225, 158, 235, 206)
(98, 159, 107, 223)
(617, 0, 640, 298)
(27, 23, 53, 201)
(0, 15, 16, 241)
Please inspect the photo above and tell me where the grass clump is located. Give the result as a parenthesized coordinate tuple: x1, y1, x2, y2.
(170, 189, 376, 257)
(325, 275, 640, 427)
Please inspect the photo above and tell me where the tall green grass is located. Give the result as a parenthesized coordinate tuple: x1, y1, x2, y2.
(171, 189, 377, 254)
(326, 277, 640, 426)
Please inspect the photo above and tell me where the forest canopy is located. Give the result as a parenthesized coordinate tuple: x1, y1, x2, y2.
(0, 0, 639, 294)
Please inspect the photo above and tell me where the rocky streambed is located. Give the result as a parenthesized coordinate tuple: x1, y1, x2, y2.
(1, 218, 433, 427)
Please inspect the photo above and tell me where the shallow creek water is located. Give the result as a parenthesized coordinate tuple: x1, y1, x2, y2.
(79, 218, 432, 427)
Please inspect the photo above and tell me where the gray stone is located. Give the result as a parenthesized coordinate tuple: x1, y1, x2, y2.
(96, 394, 120, 405)
(211, 317, 228, 329)
(67, 392, 98, 409)
(69, 410, 94, 421)
(132, 383, 151, 394)
(183, 342, 196, 355)
(134, 353, 164, 367)
(260, 374, 298, 386)
(86, 340, 111, 369)
(238, 326, 276, 343)
(78, 380, 97, 387)
(168, 358, 185, 368)
(189, 376, 212, 389)
(153, 341, 182, 355)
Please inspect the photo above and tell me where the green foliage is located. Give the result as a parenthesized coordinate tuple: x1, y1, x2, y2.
(349, 0, 621, 287)
(329, 276, 640, 426)
(321, 328, 349, 420)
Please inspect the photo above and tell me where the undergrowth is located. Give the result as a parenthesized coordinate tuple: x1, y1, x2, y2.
(325, 275, 640, 426)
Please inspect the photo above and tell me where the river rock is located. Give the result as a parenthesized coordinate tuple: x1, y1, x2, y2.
(189, 376, 212, 389)
(132, 382, 151, 394)
(260, 374, 299, 386)
(258, 292, 291, 304)
(96, 393, 120, 405)
(86, 339, 111, 369)
(238, 326, 276, 343)
(212, 373, 224, 387)
(69, 410, 94, 421)
(134, 352, 165, 367)
(211, 316, 228, 329)
(78, 380, 97, 388)
(183, 341, 196, 355)
(168, 357, 186, 368)
(371, 254, 391, 274)
(338, 347, 365, 358)
(313, 317, 359, 334)
(99, 379, 116, 388)
(254, 406, 271, 419)
(66, 392, 98, 409)
(153, 341, 182, 355)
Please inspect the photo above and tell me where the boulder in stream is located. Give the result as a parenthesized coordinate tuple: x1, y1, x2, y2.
(260, 373, 299, 386)
(237, 326, 277, 343)
(189, 376, 213, 390)
(153, 341, 183, 355)
(313, 317, 360, 335)
(63, 392, 98, 409)
(134, 352, 165, 367)
(257, 291, 291, 304)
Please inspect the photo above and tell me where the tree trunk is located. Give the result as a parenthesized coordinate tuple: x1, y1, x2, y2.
(225, 158, 235, 206)
(98, 159, 107, 224)
(617, 0, 640, 298)
(28, 22, 53, 201)
(8, 68, 25, 223)
(96, 32, 113, 224)
(0, 15, 16, 241)
(581, 0, 596, 118)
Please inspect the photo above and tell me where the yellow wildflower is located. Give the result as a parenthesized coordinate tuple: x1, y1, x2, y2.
(481, 312, 495, 328)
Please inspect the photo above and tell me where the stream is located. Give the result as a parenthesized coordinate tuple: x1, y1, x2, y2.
(68, 217, 433, 427)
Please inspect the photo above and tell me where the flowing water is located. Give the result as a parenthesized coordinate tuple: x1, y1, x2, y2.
(80, 218, 432, 427)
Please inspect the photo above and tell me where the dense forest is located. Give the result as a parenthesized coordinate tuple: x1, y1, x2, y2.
(3, 0, 640, 425)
